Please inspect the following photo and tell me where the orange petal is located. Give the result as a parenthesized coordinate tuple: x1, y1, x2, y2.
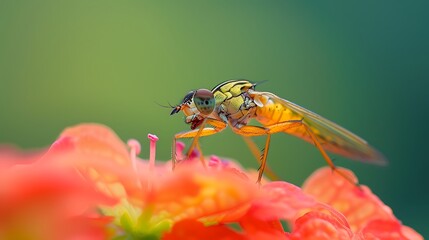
(45, 124, 146, 201)
(239, 217, 287, 240)
(288, 207, 353, 240)
(148, 161, 259, 223)
(302, 167, 422, 238)
(0, 163, 115, 240)
(356, 219, 423, 240)
(238, 182, 329, 239)
(51, 123, 131, 166)
(162, 219, 248, 240)
(246, 181, 318, 221)
(303, 167, 397, 231)
(0, 145, 45, 167)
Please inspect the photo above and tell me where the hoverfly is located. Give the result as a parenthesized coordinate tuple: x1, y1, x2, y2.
(170, 80, 386, 184)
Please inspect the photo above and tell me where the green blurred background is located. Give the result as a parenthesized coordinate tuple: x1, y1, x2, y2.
(1, 0, 428, 236)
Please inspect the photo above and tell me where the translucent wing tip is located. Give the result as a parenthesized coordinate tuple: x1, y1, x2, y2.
(372, 150, 388, 166)
(331, 143, 388, 166)
(355, 147, 388, 166)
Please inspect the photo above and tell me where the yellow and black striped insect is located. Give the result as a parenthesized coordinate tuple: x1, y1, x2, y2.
(170, 79, 386, 183)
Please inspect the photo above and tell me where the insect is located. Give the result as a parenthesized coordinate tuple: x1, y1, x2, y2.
(170, 79, 386, 183)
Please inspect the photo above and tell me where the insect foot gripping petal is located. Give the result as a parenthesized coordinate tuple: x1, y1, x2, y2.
(171, 139, 204, 170)
(302, 124, 359, 186)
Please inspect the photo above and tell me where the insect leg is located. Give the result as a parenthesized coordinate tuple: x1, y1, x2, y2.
(231, 121, 302, 182)
(187, 119, 208, 161)
(172, 118, 227, 170)
(262, 119, 358, 185)
(302, 123, 358, 186)
(242, 136, 280, 181)
(186, 118, 230, 158)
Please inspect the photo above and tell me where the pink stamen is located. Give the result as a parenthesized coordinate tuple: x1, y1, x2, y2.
(208, 155, 221, 168)
(127, 139, 141, 155)
(127, 139, 141, 171)
(188, 148, 200, 160)
(127, 139, 142, 188)
(176, 141, 186, 159)
(209, 155, 230, 169)
(148, 134, 159, 191)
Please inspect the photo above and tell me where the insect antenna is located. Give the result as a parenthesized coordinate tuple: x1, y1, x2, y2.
(253, 80, 269, 89)
(155, 101, 182, 115)
(154, 101, 175, 109)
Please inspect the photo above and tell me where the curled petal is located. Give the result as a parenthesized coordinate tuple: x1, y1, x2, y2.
(288, 210, 352, 240)
(355, 219, 423, 240)
(50, 123, 131, 166)
(0, 145, 45, 167)
(303, 167, 397, 230)
(286, 204, 353, 240)
(246, 181, 317, 221)
(45, 124, 146, 201)
(302, 167, 422, 238)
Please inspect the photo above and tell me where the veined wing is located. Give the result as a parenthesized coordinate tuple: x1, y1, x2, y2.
(254, 91, 387, 165)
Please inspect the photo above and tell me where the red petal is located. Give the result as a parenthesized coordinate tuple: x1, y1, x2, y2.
(302, 167, 422, 238)
(287, 204, 353, 240)
(303, 167, 397, 230)
(239, 217, 287, 240)
(246, 181, 317, 221)
(356, 219, 423, 240)
(45, 124, 147, 202)
(288, 210, 353, 240)
(50, 123, 130, 166)
(162, 219, 248, 240)
(0, 145, 45, 167)
(0, 163, 115, 240)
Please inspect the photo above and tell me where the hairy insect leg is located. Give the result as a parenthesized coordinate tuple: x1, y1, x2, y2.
(231, 124, 283, 183)
(242, 119, 358, 185)
(242, 136, 280, 181)
(186, 119, 208, 160)
(194, 141, 206, 168)
(247, 119, 358, 185)
(172, 118, 227, 170)
(259, 134, 271, 183)
(231, 120, 309, 183)
(269, 119, 358, 185)
(301, 123, 359, 186)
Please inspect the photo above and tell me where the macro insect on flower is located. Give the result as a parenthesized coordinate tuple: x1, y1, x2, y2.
(0, 123, 422, 239)
(170, 79, 387, 183)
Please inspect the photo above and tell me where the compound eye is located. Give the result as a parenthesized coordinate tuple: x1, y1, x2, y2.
(193, 89, 215, 115)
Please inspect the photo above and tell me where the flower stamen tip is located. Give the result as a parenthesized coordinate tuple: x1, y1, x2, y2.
(127, 139, 141, 155)
(147, 134, 159, 142)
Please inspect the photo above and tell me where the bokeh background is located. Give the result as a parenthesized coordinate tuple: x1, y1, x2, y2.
(1, 0, 428, 237)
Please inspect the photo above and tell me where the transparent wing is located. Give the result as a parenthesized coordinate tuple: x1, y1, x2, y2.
(258, 92, 387, 165)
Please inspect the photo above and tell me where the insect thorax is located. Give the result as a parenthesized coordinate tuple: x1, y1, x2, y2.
(214, 90, 257, 128)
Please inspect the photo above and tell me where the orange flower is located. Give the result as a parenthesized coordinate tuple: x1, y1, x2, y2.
(0, 123, 423, 240)
(0, 148, 116, 240)
(295, 167, 424, 240)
